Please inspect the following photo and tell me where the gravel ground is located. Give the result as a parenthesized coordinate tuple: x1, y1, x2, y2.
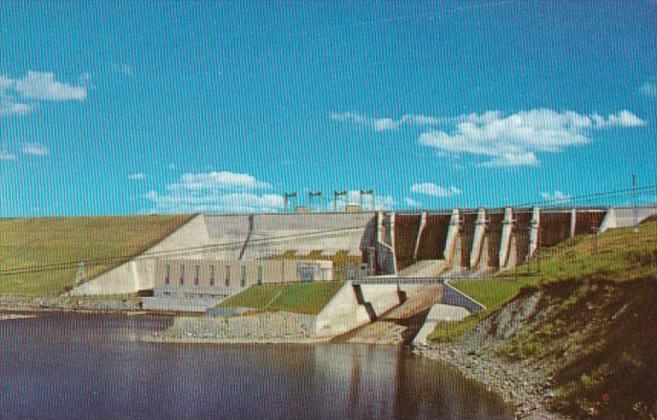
(413, 292, 569, 420)
(0, 314, 36, 322)
(148, 312, 326, 344)
(414, 340, 566, 420)
(0, 296, 142, 312)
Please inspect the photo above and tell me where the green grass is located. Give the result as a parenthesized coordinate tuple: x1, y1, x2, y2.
(452, 222, 656, 310)
(450, 278, 524, 309)
(429, 313, 482, 342)
(0, 215, 195, 296)
(217, 281, 344, 314)
(429, 222, 657, 342)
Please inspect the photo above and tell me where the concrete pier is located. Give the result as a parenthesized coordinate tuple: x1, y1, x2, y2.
(528, 207, 540, 259)
(470, 208, 488, 269)
(498, 207, 514, 270)
(444, 209, 461, 268)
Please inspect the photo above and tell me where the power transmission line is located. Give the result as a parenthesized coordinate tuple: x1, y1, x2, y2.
(0, 225, 370, 278)
(1, 185, 654, 279)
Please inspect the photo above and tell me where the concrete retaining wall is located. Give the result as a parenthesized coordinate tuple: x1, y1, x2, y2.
(412, 304, 471, 346)
(312, 281, 401, 337)
(599, 205, 657, 232)
(70, 214, 211, 296)
(441, 280, 485, 313)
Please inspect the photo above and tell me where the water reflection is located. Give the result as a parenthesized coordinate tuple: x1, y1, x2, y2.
(0, 313, 511, 419)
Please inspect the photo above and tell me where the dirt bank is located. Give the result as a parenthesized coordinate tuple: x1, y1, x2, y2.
(417, 277, 657, 419)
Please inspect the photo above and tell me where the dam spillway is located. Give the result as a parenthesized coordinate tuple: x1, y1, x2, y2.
(514, 210, 533, 264)
(459, 212, 479, 269)
(394, 214, 422, 271)
(486, 211, 505, 269)
(574, 210, 606, 235)
(539, 212, 574, 248)
(416, 214, 451, 261)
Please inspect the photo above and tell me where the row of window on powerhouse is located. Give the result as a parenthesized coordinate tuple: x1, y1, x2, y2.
(164, 264, 263, 287)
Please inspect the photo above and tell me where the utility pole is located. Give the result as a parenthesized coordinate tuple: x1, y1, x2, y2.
(632, 174, 639, 233)
(284, 192, 297, 213)
(333, 190, 347, 212)
(75, 262, 87, 286)
(308, 191, 322, 212)
(359, 189, 374, 210)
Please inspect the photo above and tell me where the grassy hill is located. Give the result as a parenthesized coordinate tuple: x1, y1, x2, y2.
(430, 222, 657, 418)
(0, 215, 194, 296)
(452, 221, 656, 310)
(217, 281, 344, 315)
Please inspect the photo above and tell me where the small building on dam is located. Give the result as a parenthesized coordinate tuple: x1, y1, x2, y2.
(67, 205, 657, 312)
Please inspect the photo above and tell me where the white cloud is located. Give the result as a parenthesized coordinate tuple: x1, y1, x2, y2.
(144, 190, 285, 214)
(419, 108, 646, 167)
(7, 71, 87, 101)
(479, 152, 539, 168)
(20, 142, 49, 157)
(144, 171, 282, 213)
(589, 110, 646, 128)
(331, 108, 645, 167)
(167, 171, 271, 191)
(411, 183, 462, 198)
(374, 194, 395, 210)
(0, 94, 33, 116)
(540, 190, 571, 204)
(330, 111, 443, 131)
(640, 81, 656, 97)
(404, 197, 421, 207)
(0, 146, 17, 161)
(373, 118, 397, 132)
(1, 71, 89, 117)
(128, 173, 146, 180)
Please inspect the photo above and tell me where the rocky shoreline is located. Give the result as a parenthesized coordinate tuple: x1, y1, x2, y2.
(414, 341, 564, 420)
(146, 311, 327, 344)
(0, 296, 142, 313)
(143, 335, 329, 345)
(0, 314, 37, 322)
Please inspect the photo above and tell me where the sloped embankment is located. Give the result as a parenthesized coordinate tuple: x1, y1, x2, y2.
(424, 277, 657, 419)
(486, 277, 657, 419)
(0, 215, 195, 296)
(423, 222, 657, 418)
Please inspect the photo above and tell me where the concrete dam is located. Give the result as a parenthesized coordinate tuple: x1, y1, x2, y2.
(69, 205, 657, 296)
(383, 208, 567, 276)
(380, 207, 610, 276)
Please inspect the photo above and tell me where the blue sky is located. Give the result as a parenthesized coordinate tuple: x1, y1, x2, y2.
(1, 1, 655, 216)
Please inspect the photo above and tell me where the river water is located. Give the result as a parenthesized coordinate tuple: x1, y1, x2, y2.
(0, 312, 512, 419)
